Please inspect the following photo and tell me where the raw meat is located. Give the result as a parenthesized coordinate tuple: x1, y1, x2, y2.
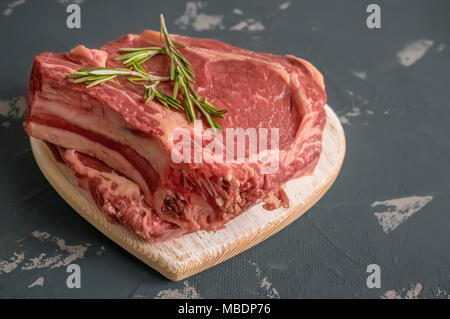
(24, 30, 326, 241)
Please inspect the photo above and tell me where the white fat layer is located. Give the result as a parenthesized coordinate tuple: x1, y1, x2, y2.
(26, 121, 153, 203)
(30, 95, 169, 176)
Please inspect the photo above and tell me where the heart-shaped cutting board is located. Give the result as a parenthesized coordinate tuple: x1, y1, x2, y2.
(29, 104, 345, 281)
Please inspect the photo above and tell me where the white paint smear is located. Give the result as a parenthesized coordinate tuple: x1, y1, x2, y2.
(433, 287, 450, 299)
(21, 231, 90, 270)
(230, 21, 248, 31)
(339, 91, 371, 125)
(0, 231, 90, 275)
(175, 2, 224, 31)
(230, 19, 265, 32)
(436, 44, 445, 53)
(96, 246, 106, 256)
(381, 283, 422, 299)
(0, 96, 27, 128)
(32, 231, 51, 242)
(175, 2, 267, 32)
(372, 195, 433, 234)
(0, 252, 25, 274)
(155, 281, 201, 299)
(339, 107, 360, 125)
(28, 277, 44, 288)
(0, 96, 27, 118)
(233, 8, 243, 15)
(279, 1, 291, 10)
(248, 21, 265, 31)
(397, 39, 434, 67)
(3, 0, 26, 16)
(351, 70, 367, 80)
(347, 90, 369, 105)
(249, 261, 280, 299)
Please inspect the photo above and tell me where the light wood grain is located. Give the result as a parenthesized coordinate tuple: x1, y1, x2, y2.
(29, 104, 345, 281)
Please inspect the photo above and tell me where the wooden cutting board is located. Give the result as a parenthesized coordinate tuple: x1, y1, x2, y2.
(29, 104, 345, 281)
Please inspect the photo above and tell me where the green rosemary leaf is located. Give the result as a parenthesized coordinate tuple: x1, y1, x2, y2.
(172, 76, 180, 99)
(160, 91, 183, 109)
(202, 99, 227, 117)
(127, 77, 145, 83)
(211, 117, 222, 131)
(187, 83, 198, 100)
(132, 54, 152, 66)
(175, 64, 193, 83)
(68, 71, 90, 78)
(114, 52, 142, 61)
(155, 92, 170, 109)
(118, 47, 162, 52)
(123, 52, 149, 65)
(193, 98, 220, 131)
(87, 68, 131, 76)
(182, 90, 196, 123)
(146, 88, 156, 103)
(169, 56, 175, 80)
(86, 74, 117, 88)
(131, 62, 148, 75)
(172, 40, 186, 48)
(71, 75, 100, 83)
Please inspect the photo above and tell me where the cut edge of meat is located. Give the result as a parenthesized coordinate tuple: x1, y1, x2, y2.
(52, 143, 186, 242)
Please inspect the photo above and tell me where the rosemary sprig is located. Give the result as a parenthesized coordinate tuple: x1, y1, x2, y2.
(68, 14, 228, 129)
(114, 47, 165, 67)
(68, 67, 182, 110)
(159, 14, 227, 130)
(68, 67, 168, 86)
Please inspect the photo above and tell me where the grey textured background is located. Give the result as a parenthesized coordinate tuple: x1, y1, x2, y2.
(0, 0, 449, 298)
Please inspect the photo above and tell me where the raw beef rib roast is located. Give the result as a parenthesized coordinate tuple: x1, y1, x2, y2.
(24, 29, 327, 241)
